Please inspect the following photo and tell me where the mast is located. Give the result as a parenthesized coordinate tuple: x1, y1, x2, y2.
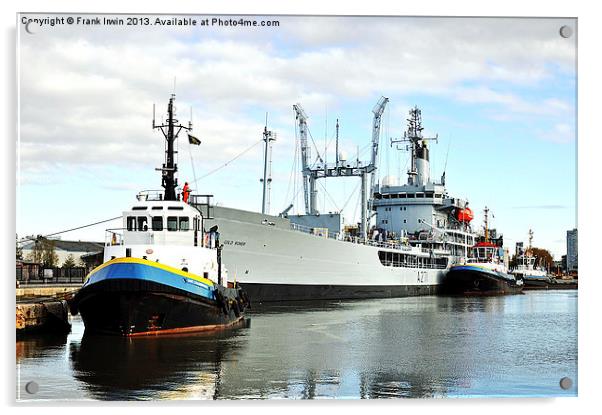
(153, 94, 191, 201)
(391, 106, 438, 186)
(261, 114, 276, 215)
(483, 206, 490, 242)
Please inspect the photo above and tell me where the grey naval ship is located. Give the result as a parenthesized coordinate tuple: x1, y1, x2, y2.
(205, 100, 477, 302)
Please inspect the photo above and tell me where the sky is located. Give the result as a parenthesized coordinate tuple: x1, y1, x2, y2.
(16, 14, 577, 259)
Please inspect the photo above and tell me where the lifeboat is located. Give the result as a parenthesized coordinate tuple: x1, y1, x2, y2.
(456, 207, 473, 223)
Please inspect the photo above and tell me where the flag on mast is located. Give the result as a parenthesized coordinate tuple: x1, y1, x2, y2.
(188, 134, 201, 145)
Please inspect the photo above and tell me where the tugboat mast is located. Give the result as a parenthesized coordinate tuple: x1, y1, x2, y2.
(483, 206, 490, 242)
(153, 94, 192, 201)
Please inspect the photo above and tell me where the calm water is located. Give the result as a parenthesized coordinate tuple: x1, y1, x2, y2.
(16, 290, 577, 400)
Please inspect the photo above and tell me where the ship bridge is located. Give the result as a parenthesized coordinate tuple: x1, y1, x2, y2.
(105, 190, 216, 250)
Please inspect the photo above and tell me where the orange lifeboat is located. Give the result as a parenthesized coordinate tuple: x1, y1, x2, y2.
(456, 207, 473, 223)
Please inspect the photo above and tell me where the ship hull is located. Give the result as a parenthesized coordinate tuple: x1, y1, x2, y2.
(70, 258, 248, 336)
(240, 282, 438, 302)
(441, 265, 523, 296)
(205, 206, 448, 302)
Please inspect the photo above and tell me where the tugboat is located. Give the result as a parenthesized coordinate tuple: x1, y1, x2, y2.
(441, 207, 523, 295)
(511, 229, 551, 287)
(69, 95, 250, 336)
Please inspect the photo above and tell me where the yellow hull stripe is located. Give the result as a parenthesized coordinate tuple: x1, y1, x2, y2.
(85, 257, 215, 287)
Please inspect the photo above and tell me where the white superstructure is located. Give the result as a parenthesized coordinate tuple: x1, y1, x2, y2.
(103, 193, 227, 285)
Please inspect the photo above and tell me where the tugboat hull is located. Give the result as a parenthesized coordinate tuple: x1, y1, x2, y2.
(70, 258, 248, 336)
(442, 265, 523, 296)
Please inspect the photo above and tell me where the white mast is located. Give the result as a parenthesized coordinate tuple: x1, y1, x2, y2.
(261, 114, 276, 215)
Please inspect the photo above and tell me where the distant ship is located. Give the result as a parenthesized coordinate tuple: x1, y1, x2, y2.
(69, 95, 249, 336)
(205, 102, 478, 302)
(441, 207, 523, 295)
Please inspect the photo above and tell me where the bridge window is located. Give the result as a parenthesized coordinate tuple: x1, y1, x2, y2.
(167, 216, 178, 231)
(152, 216, 163, 231)
(137, 216, 148, 232)
(152, 206, 163, 210)
(132, 206, 147, 211)
(179, 217, 190, 231)
(126, 216, 136, 231)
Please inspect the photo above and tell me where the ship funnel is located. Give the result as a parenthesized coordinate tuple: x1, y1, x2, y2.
(415, 141, 430, 185)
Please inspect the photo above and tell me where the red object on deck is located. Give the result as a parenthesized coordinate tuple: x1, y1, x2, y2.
(474, 241, 497, 247)
(456, 207, 474, 223)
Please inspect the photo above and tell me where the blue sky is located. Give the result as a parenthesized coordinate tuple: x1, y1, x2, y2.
(17, 15, 576, 258)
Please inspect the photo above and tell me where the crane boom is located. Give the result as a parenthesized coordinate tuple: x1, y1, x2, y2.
(370, 96, 389, 194)
(293, 104, 311, 214)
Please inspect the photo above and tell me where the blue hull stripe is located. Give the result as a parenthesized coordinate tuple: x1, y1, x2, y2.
(83, 262, 215, 301)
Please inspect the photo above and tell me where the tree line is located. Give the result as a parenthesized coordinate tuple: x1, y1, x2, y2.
(16, 234, 84, 268)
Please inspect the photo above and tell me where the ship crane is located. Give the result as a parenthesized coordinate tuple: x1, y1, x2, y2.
(292, 96, 388, 240)
(370, 96, 389, 195)
(293, 104, 313, 215)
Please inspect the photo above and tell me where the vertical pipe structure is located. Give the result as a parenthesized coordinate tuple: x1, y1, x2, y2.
(360, 171, 367, 240)
(335, 119, 340, 167)
(309, 175, 318, 215)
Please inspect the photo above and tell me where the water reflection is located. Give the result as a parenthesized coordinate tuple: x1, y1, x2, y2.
(16, 292, 577, 400)
(17, 333, 68, 361)
(214, 297, 474, 398)
(70, 322, 249, 400)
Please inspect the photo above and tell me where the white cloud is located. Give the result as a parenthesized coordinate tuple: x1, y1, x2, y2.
(18, 15, 576, 185)
(537, 123, 575, 144)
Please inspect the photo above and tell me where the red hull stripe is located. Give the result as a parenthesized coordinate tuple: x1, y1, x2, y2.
(126, 317, 244, 337)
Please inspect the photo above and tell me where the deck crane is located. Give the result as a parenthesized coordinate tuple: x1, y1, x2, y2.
(369, 96, 389, 196)
(292, 97, 390, 239)
(293, 104, 315, 214)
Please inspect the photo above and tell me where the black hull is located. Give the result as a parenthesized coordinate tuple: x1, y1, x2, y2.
(72, 279, 247, 336)
(441, 268, 523, 296)
(239, 282, 439, 302)
(523, 279, 551, 288)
